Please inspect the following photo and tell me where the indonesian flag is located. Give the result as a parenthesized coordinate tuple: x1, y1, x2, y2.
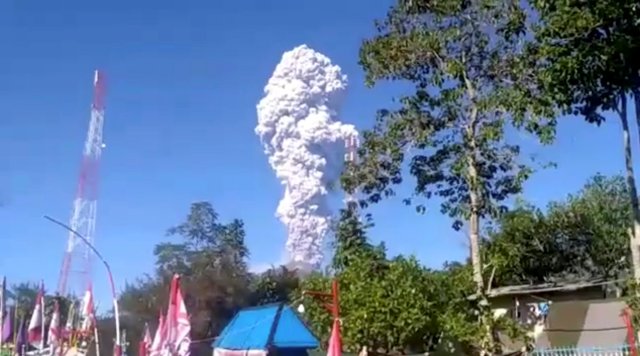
(65, 300, 76, 332)
(27, 282, 45, 346)
(80, 287, 95, 331)
(165, 274, 191, 356)
(149, 313, 166, 356)
(144, 322, 152, 347)
(139, 323, 152, 356)
(326, 318, 342, 356)
(47, 300, 61, 346)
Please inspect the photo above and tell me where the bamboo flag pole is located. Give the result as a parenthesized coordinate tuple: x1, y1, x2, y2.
(40, 281, 45, 351)
(13, 299, 18, 348)
(93, 325, 100, 356)
(0, 276, 5, 351)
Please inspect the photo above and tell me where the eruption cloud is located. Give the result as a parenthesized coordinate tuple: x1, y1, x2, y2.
(256, 45, 358, 269)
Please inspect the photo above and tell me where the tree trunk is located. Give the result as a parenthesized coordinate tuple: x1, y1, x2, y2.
(618, 93, 640, 282)
(468, 192, 484, 295)
(464, 74, 493, 356)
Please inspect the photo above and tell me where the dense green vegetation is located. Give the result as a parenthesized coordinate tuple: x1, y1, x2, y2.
(90, 173, 631, 355)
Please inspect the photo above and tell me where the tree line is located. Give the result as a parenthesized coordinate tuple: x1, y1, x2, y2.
(112, 173, 630, 356)
(9, 173, 628, 355)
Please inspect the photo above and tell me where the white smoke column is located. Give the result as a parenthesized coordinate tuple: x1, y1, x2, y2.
(256, 45, 358, 268)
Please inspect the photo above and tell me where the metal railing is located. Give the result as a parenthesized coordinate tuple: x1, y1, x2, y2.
(532, 344, 640, 355)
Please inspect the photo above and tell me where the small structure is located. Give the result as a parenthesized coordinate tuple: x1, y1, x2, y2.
(488, 278, 627, 350)
(213, 303, 319, 356)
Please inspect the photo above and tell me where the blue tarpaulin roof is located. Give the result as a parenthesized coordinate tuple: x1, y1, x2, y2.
(213, 303, 319, 351)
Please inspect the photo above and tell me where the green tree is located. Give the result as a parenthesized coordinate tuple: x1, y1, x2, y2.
(483, 204, 562, 286)
(484, 174, 630, 287)
(434, 262, 528, 355)
(547, 174, 630, 282)
(331, 207, 385, 273)
(118, 202, 252, 355)
(8, 282, 73, 327)
(529, 0, 640, 281)
(297, 209, 442, 354)
(248, 266, 300, 306)
(348, 1, 554, 352)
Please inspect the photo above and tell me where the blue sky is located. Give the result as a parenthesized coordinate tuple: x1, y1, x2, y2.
(0, 0, 635, 306)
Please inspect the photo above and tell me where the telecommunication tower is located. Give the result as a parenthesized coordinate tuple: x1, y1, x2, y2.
(344, 134, 359, 204)
(57, 70, 106, 296)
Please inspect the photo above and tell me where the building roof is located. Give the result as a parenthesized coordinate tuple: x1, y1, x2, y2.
(213, 303, 319, 351)
(487, 278, 620, 298)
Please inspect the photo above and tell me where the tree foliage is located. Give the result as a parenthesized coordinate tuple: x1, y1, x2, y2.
(485, 174, 630, 287)
(298, 209, 480, 354)
(115, 202, 300, 355)
(298, 209, 443, 354)
(7, 282, 72, 328)
(530, 0, 640, 122)
(345, 1, 555, 352)
(115, 202, 253, 355)
(529, 0, 640, 283)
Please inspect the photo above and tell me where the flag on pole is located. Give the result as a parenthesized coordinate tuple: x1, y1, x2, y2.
(27, 282, 44, 346)
(47, 300, 61, 347)
(165, 274, 191, 356)
(80, 287, 95, 332)
(15, 316, 26, 354)
(65, 300, 76, 333)
(0, 277, 5, 318)
(150, 313, 166, 356)
(0, 276, 5, 349)
(143, 322, 152, 348)
(1, 306, 13, 343)
(138, 323, 152, 356)
(326, 318, 342, 356)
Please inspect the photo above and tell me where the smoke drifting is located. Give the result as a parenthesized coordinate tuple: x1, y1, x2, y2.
(256, 45, 358, 268)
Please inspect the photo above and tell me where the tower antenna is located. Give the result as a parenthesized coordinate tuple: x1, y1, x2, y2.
(57, 70, 106, 296)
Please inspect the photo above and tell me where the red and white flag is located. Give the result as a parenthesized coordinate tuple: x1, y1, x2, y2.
(144, 322, 152, 347)
(27, 282, 45, 347)
(139, 322, 153, 356)
(47, 300, 61, 346)
(150, 313, 166, 356)
(80, 286, 95, 331)
(166, 274, 191, 356)
(326, 318, 342, 356)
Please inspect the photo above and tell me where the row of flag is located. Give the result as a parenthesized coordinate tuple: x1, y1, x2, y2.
(0, 277, 96, 354)
(139, 274, 191, 356)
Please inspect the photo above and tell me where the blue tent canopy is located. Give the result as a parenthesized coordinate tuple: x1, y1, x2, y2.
(213, 303, 319, 352)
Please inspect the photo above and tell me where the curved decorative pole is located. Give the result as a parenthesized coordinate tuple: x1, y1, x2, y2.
(44, 215, 122, 356)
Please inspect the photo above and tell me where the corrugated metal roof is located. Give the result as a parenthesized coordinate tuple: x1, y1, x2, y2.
(213, 303, 319, 351)
(487, 278, 619, 297)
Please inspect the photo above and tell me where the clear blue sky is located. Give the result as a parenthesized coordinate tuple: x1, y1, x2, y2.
(0, 0, 634, 306)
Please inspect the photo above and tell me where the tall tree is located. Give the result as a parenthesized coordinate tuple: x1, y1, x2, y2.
(348, 1, 554, 352)
(331, 207, 385, 273)
(529, 0, 640, 280)
(158, 201, 251, 344)
(118, 202, 252, 355)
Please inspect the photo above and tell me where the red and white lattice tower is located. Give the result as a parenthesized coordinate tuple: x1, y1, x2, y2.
(344, 134, 359, 204)
(57, 70, 106, 296)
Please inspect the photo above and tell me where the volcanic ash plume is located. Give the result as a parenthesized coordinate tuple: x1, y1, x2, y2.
(256, 45, 358, 268)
